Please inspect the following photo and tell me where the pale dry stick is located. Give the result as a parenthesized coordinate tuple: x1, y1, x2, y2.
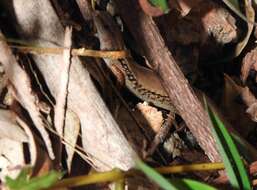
(54, 27, 72, 137)
(28, 53, 130, 164)
(0, 32, 55, 160)
(26, 56, 55, 107)
(4, 35, 133, 161)
(75, 0, 94, 21)
(0, 32, 129, 59)
(9, 45, 129, 59)
(25, 55, 90, 164)
(54, 27, 73, 167)
(44, 119, 110, 170)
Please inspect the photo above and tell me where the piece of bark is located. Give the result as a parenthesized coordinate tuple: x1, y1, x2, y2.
(1, 0, 136, 171)
(241, 87, 257, 122)
(76, 0, 93, 21)
(213, 161, 257, 187)
(114, 0, 221, 162)
(173, 0, 203, 17)
(162, 1, 237, 46)
(53, 26, 72, 168)
(0, 109, 28, 142)
(0, 139, 25, 181)
(222, 75, 256, 137)
(224, 74, 257, 123)
(138, 0, 165, 17)
(241, 47, 257, 83)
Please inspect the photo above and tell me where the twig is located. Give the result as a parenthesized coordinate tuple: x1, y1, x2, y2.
(9, 45, 129, 59)
(54, 27, 73, 166)
(145, 113, 174, 157)
(54, 26, 72, 137)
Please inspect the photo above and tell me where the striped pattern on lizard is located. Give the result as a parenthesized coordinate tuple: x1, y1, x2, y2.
(94, 11, 175, 111)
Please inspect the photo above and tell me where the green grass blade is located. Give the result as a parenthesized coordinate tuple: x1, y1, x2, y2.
(136, 159, 179, 190)
(5, 167, 31, 190)
(136, 160, 218, 190)
(205, 100, 251, 190)
(24, 171, 62, 190)
(231, 132, 255, 162)
(224, 0, 240, 10)
(222, 0, 254, 25)
(169, 178, 218, 190)
(5, 169, 62, 190)
(149, 0, 170, 13)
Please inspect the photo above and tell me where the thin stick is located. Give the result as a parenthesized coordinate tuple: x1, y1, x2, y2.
(55, 26, 72, 137)
(10, 45, 130, 59)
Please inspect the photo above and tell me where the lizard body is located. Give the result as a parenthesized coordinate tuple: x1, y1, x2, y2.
(94, 11, 175, 111)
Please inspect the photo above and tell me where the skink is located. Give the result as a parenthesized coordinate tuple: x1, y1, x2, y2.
(94, 11, 175, 112)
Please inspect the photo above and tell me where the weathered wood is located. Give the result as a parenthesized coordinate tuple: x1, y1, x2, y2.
(1, 0, 136, 171)
(76, 0, 93, 21)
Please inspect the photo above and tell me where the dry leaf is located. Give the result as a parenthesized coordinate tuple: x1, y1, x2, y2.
(241, 87, 257, 122)
(0, 139, 25, 181)
(64, 110, 80, 172)
(4, 0, 136, 170)
(0, 33, 55, 160)
(241, 48, 257, 83)
(136, 102, 163, 133)
(0, 109, 27, 142)
(234, 0, 255, 58)
(223, 74, 257, 134)
(174, 0, 203, 17)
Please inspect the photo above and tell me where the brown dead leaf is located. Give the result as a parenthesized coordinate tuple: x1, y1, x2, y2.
(241, 47, 257, 83)
(241, 87, 257, 122)
(174, 0, 203, 17)
(64, 110, 80, 172)
(138, 0, 165, 17)
(0, 109, 28, 142)
(222, 74, 256, 135)
(214, 160, 257, 187)
(126, 174, 160, 190)
(234, 0, 255, 58)
(168, 1, 237, 46)
(200, 1, 237, 45)
(136, 102, 163, 133)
